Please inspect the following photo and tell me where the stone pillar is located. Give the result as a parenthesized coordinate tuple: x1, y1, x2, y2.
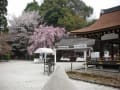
(84, 50, 87, 70)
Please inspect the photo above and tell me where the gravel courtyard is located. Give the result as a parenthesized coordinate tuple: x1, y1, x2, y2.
(0, 60, 119, 90)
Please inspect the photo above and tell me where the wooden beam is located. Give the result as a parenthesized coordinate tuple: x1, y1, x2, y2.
(118, 33, 120, 57)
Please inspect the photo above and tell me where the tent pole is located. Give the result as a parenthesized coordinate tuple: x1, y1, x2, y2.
(54, 49, 56, 70)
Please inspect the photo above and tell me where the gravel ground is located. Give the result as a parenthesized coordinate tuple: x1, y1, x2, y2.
(0, 60, 119, 90)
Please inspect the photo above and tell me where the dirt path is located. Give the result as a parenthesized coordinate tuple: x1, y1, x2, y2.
(67, 69, 120, 88)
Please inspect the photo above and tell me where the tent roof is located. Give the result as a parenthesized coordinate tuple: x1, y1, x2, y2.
(34, 48, 54, 54)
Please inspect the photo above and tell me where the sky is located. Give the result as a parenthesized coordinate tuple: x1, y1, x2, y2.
(7, 0, 120, 20)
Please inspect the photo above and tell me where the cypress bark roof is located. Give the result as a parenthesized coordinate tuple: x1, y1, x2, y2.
(56, 37, 95, 46)
(71, 6, 120, 34)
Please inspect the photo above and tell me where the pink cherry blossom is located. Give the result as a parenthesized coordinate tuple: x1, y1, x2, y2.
(28, 25, 65, 55)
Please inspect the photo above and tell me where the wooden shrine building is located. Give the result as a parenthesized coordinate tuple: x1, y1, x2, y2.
(55, 37, 95, 62)
(71, 6, 120, 68)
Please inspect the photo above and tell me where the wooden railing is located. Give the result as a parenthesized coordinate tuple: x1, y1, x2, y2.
(87, 56, 120, 65)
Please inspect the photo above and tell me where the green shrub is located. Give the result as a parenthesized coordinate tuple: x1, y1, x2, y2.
(0, 54, 11, 60)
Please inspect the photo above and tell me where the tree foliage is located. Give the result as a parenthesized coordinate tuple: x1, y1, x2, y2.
(39, 0, 93, 31)
(0, 33, 11, 55)
(28, 25, 65, 55)
(85, 19, 97, 27)
(24, 0, 39, 12)
(24, 0, 93, 31)
(57, 11, 86, 31)
(10, 11, 41, 33)
(40, 0, 93, 19)
(67, 0, 93, 19)
(9, 11, 42, 57)
(0, 0, 8, 32)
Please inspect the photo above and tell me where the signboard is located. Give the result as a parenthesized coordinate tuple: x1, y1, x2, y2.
(104, 51, 109, 58)
(74, 44, 87, 48)
(101, 33, 118, 40)
(91, 52, 100, 58)
(57, 46, 69, 48)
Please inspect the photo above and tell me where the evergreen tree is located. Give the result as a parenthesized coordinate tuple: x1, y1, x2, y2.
(24, 0, 93, 31)
(24, 0, 39, 12)
(0, 0, 8, 33)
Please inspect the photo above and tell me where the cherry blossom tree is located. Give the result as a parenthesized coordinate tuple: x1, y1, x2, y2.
(9, 11, 42, 58)
(28, 25, 65, 55)
(9, 11, 42, 33)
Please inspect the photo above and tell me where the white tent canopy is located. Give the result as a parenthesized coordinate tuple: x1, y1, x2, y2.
(34, 48, 54, 54)
(34, 48, 56, 73)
